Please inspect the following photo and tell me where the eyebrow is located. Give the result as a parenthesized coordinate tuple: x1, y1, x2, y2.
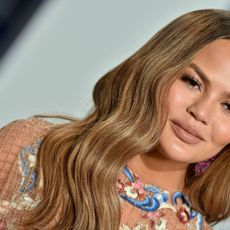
(189, 62, 230, 98)
(189, 63, 210, 86)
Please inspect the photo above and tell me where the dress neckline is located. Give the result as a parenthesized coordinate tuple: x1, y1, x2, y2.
(117, 166, 205, 228)
(124, 164, 184, 194)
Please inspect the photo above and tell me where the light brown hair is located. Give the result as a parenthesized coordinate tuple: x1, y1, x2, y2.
(20, 9, 230, 229)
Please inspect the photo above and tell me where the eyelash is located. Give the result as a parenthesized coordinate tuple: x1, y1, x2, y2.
(180, 75, 202, 91)
(180, 74, 230, 113)
(222, 103, 230, 113)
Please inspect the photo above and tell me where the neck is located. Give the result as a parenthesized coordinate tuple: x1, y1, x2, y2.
(127, 151, 188, 192)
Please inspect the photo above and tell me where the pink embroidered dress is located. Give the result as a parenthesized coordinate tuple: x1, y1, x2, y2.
(0, 117, 212, 229)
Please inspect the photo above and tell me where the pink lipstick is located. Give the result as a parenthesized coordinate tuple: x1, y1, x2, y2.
(170, 121, 204, 144)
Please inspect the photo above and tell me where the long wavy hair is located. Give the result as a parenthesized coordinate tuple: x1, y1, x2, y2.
(20, 9, 230, 229)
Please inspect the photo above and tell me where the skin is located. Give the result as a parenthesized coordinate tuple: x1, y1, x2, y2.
(128, 39, 230, 191)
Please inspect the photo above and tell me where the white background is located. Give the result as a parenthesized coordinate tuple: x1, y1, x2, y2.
(0, 1, 229, 228)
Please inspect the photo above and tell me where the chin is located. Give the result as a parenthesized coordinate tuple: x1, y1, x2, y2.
(157, 120, 200, 164)
(157, 143, 194, 164)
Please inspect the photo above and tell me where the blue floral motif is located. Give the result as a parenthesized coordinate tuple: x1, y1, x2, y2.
(123, 166, 135, 182)
(18, 139, 42, 193)
(118, 165, 206, 229)
(172, 190, 202, 230)
(196, 213, 204, 230)
(120, 166, 169, 212)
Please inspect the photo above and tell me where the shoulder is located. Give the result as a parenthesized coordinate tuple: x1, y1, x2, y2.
(0, 117, 55, 179)
(0, 116, 55, 138)
(0, 116, 56, 228)
(0, 116, 56, 184)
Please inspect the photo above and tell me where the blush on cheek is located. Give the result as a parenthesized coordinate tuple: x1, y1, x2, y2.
(168, 83, 189, 109)
(212, 123, 230, 147)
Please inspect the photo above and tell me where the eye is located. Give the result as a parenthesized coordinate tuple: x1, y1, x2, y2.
(180, 75, 202, 91)
(222, 103, 230, 113)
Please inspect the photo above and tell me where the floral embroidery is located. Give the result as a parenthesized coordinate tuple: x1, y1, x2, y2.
(0, 139, 44, 229)
(118, 167, 170, 213)
(120, 224, 131, 230)
(177, 207, 190, 224)
(133, 222, 149, 230)
(0, 139, 43, 213)
(118, 166, 205, 230)
(120, 222, 150, 230)
(18, 139, 42, 193)
(142, 211, 166, 229)
(155, 218, 168, 230)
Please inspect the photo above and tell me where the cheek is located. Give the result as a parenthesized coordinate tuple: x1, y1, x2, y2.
(212, 122, 230, 146)
(168, 82, 189, 110)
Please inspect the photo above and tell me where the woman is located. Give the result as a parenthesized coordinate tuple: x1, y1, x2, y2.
(0, 8, 230, 230)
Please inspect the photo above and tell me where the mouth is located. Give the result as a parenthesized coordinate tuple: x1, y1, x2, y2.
(170, 121, 204, 144)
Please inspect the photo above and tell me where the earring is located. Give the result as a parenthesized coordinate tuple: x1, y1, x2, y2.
(194, 155, 218, 176)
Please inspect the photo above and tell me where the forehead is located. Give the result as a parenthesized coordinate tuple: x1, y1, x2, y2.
(192, 39, 230, 78)
(192, 39, 230, 85)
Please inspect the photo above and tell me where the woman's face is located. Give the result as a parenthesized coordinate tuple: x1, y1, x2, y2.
(158, 39, 230, 164)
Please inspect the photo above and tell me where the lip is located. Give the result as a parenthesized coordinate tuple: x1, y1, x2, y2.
(170, 120, 205, 144)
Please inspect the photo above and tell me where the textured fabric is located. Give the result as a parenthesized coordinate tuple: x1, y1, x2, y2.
(0, 117, 55, 229)
(117, 166, 212, 230)
(0, 117, 212, 229)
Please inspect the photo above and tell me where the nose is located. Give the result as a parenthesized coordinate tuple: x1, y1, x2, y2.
(186, 96, 211, 125)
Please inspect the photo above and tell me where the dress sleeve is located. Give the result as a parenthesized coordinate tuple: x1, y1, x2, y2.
(0, 117, 55, 229)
